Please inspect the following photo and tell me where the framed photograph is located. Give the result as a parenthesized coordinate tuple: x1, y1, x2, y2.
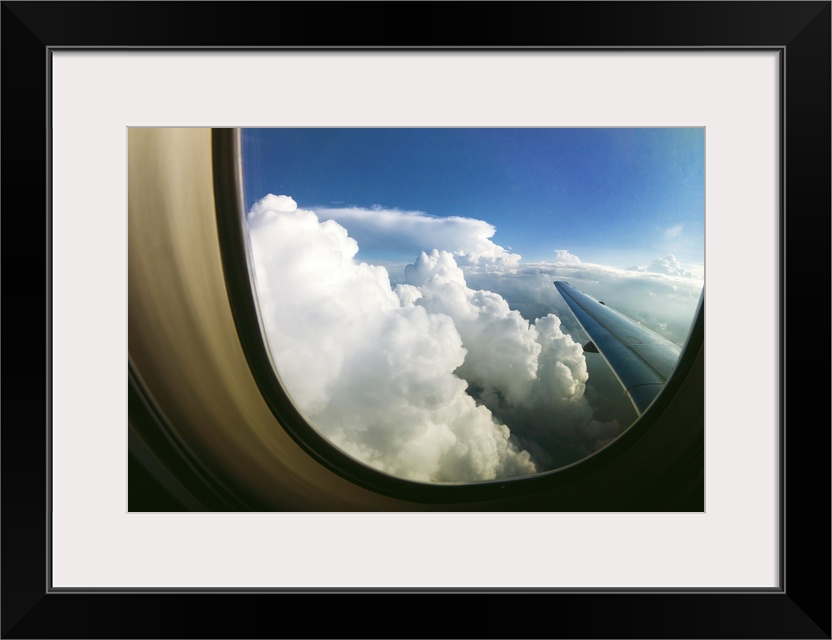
(4, 2, 829, 637)
(130, 124, 706, 511)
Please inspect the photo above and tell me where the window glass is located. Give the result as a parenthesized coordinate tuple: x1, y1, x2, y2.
(241, 128, 704, 482)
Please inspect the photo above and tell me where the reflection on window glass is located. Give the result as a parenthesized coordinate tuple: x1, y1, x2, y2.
(241, 128, 704, 483)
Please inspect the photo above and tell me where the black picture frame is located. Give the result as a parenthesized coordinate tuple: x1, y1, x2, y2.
(3, 2, 829, 638)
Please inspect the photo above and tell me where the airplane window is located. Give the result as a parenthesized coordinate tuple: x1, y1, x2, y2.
(240, 128, 704, 484)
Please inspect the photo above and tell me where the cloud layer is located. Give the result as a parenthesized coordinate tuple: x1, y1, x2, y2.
(246, 195, 703, 481)
(466, 258, 703, 347)
(315, 205, 521, 270)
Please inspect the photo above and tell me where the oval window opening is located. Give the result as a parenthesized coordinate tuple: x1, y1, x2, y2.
(240, 128, 704, 484)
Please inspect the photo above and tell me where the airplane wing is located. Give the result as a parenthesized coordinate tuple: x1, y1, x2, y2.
(554, 281, 682, 416)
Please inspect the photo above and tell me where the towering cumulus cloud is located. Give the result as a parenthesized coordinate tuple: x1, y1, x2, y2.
(402, 250, 618, 468)
(246, 194, 537, 482)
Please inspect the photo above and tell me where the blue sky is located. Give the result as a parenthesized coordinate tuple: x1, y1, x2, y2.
(241, 127, 704, 268)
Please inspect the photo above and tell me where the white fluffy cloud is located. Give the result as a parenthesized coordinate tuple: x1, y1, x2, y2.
(314, 205, 521, 270)
(554, 249, 582, 264)
(404, 250, 544, 407)
(246, 195, 536, 482)
(630, 253, 692, 279)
